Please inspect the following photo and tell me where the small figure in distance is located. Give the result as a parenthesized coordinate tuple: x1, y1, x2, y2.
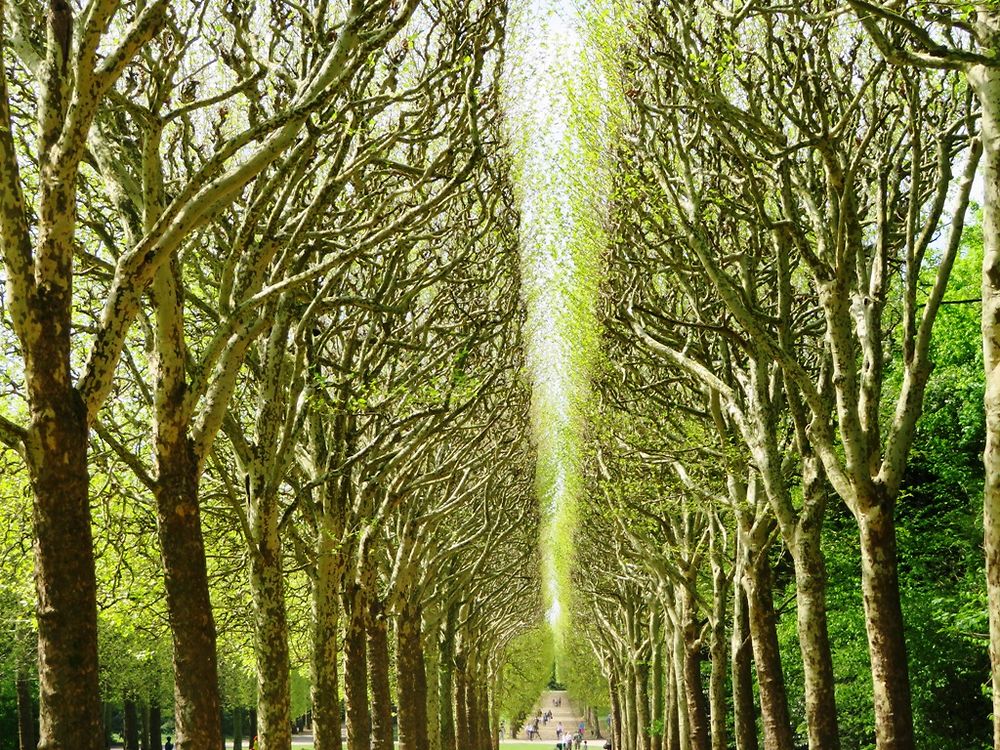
(164, 738, 174, 750)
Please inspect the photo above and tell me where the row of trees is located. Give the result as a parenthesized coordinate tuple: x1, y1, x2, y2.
(567, 2, 998, 750)
(0, 1, 543, 749)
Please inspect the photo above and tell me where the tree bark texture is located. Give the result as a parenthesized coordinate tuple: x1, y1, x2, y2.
(731, 586, 758, 750)
(368, 601, 394, 750)
(682, 587, 710, 750)
(438, 620, 457, 750)
(152, 438, 223, 750)
(744, 552, 794, 750)
(26, 382, 102, 750)
(635, 658, 651, 750)
(792, 518, 840, 750)
(249, 483, 291, 750)
(343, 581, 371, 750)
(425, 622, 442, 750)
(857, 504, 914, 750)
(609, 676, 622, 750)
(971, 50, 1000, 750)
(311, 541, 343, 750)
(397, 601, 429, 750)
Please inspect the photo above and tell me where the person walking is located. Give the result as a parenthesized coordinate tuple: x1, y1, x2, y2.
(557, 722, 564, 740)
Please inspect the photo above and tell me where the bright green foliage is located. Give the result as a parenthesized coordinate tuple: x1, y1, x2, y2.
(497, 626, 556, 735)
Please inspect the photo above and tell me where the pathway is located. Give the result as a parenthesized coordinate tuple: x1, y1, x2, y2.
(507, 689, 601, 745)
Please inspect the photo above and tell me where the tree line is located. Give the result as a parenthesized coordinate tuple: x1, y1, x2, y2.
(565, 3, 1000, 750)
(0, 2, 541, 750)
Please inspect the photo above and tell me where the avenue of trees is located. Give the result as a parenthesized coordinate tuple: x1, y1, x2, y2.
(564, 3, 1000, 750)
(0, 1, 545, 750)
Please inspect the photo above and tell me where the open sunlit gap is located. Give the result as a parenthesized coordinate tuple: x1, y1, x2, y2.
(506, 0, 616, 670)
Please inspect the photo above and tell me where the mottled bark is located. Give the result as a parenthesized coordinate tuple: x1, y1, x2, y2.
(150, 255, 223, 750)
(682, 588, 709, 750)
(397, 601, 429, 750)
(792, 515, 839, 750)
(857, 504, 914, 750)
(152, 436, 222, 750)
(368, 600, 393, 750)
(731, 586, 757, 750)
(249, 483, 291, 750)
(26, 384, 101, 750)
(342, 581, 371, 750)
(311, 540, 342, 750)
(971, 48, 1000, 750)
(744, 551, 793, 750)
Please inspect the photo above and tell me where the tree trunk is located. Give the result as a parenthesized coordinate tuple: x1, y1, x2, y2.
(25, 379, 102, 750)
(439, 619, 457, 750)
(343, 580, 372, 750)
(455, 655, 471, 750)
(650, 638, 663, 750)
(744, 550, 794, 750)
(635, 658, 652, 750)
(397, 601, 429, 750)
(425, 621, 442, 750)
(623, 663, 638, 750)
(476, 679, 490, 750)
(609, 675, 623, 750)
(17, 666, 36, 750)
(152, 437, 223, 750)
(249, 480, 291, 750)
(124, 700, 139, 750)
(670, 623, 689, 750)
(709, 532, 728, 750)
(792, 520, 839, 750)
(149, 701, 162, 750)
(682, 588, 709, 750)
(970, 52, 1000, 750)
(233, 709, 243, 750)
(857, 504, 914, 750)
(311, 541, 343, 750)
(368, 600, 394, 750)
(731, 586, 758, 750)
(139, 701, 149, 750)
(465, 663, 481, 750)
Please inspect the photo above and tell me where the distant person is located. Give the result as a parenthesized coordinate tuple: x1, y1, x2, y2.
(557, 722, 564, 740)
(164, 738, 174, 750)
(578, 721, 585, 736)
